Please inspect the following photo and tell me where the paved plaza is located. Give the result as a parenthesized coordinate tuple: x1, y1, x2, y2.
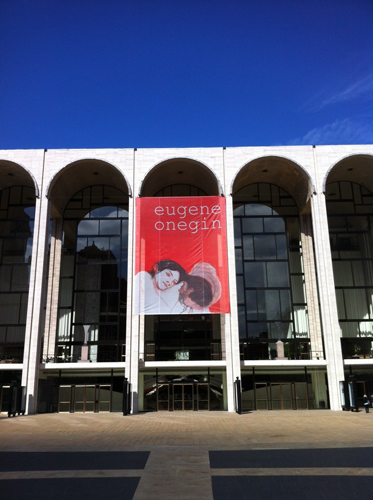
(1, 410, 373, 499)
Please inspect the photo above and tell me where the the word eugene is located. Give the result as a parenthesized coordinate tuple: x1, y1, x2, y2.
(154, 204, 222, 234)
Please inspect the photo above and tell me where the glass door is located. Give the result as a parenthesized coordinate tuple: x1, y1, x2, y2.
(294, 383, 308, 409)
(173, 384, 194, 411)
(255, 382, 269, 410)
(98, 385, 111, 412)
(157, 384, 169, 411)
(270, 383, 293, 410)
(58, 385, 72, 412)
(197, 383, 209, 410)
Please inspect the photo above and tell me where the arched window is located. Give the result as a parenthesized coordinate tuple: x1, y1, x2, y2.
(326, 181, 373, 358)
(56, 186, 128, 363)
(234, 183, 309, 360)
(0, 186, 35, 362)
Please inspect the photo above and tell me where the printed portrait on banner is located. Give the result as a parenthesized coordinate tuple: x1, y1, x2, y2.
(134, 196, 230, 315)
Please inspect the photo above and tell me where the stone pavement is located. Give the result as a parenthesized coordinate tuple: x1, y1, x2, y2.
(0, 410, 373, 499)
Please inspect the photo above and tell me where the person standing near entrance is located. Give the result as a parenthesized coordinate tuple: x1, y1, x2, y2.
(363, 394, 370, 413)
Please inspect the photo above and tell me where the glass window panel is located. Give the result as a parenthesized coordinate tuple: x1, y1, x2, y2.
(78, 220, 99, 235)
(291, 275, 305, 303)
(109, 236, 121, 261)
(294, 306, 309, 337)
(242, 218, 263, 233)
(263, 290, 280, 320)
(247, 322, 268, 338)
(238, 306, 246, 339)
(243, 235, 254, 260)
(73, 292, 85, 323)
(245, 290, 257, 320)
(3, 239, 26, 263)
(83, 292, 101, 323)
(280, 290, 291, 319)
(336, 289, 346, 320)
(333, 261, 353, 286)
(11, 265, 29, 291)
(75, 265, 102, 290)
(0, 293, 20, 324)
(276, 235, 288, 259)
(236, 276, 244, 305)
(244, 262, 266, 287)
(359, 322, 373, 337)
(233, 205, 244, 216)
(87, 237, 110, 258)
(58, 278, 73, 307)
(7, 326, 25, 343)
(340, 322, 358, 338)
(117, 207, 129, 218)
(101, 264, 119, 289)
(234, 218, 241, 246)
(264, 217, 285, 233)
(90, 206, 117, 218)
(76, 237, 87, 255)
(121, 220, 128, 248)
(267, 262, 289, 287)
(368, 289, 373, 319)
(100, 219, 120, 235)
(286, 218, 300, 245)
(352, 261, 365, 286)
(235, 249, 243, 274)
(344, 289, 368, 320)
(0, 266, 11, 291)
(254, 235, 276, 260)
(19, 294, 28, 324)
(245, 204, 272, 216)
(347, 216, 368, 232)
(289, 250, 302, 273)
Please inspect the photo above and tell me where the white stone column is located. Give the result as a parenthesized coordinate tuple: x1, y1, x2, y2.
(22, 194, 51, 414)
(125, 190, 139, 413)
(300, 214, 324, 359)
(311, 192, 344, 410)
(42, 217, 62, 360)
(225, 194, 242, 412)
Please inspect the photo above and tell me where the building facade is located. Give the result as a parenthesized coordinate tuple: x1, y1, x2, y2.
(0, 145, 372, 414)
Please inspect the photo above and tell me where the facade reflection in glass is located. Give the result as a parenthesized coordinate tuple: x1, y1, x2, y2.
(326, 181, 373, 359)
(234, 183, 310, 360)
(57, 185, 128, 362)
(0, 186, 35, 362)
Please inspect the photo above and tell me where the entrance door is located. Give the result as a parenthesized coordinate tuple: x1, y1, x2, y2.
(255, 382, 269, 410)
(173, 384, 194, 411)
(58, 384, 112, 413)
(197, 383, 209, 410)
(157, 384, 169, 411)
(270, 383, 293, 410)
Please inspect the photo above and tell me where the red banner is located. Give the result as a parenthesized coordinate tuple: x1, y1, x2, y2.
(134, 196, 230, 314)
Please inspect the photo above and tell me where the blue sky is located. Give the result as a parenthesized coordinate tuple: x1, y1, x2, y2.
(1, 0, 372, 149)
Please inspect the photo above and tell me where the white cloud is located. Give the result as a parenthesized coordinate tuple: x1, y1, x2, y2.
(302, 73, 373, 112)
(321, 73, 373, 107)
(288, 118, 373, 145)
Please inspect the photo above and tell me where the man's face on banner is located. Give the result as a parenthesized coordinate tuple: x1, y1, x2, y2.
(154, 269, 180, 290)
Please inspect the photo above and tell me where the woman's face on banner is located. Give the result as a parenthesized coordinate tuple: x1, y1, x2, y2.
(154, 269, 180, 290)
